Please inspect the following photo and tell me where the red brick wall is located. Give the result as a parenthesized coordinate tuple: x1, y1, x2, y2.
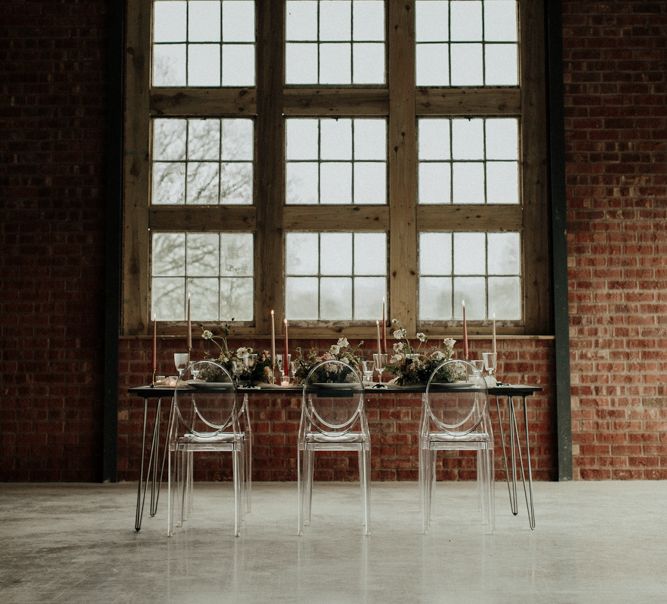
(4, 2, 665, 482)
(0, 1, 108, 480)
(117, 337, 555, 482)
(562, 1, 667, 478)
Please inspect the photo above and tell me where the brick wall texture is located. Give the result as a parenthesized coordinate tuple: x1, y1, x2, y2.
(1, 1, 665, 482)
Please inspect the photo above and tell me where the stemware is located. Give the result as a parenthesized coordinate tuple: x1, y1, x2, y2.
(373, 353, 388, 384)
(173, 353, 190, 377)
(482, 352, 497, 377)
(361, 359, 375, 383)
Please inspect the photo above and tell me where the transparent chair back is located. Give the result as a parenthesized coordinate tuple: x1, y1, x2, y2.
(298, 360, 371, 535)
(168, 360, 249, 537)
(421, 359, 494, 532)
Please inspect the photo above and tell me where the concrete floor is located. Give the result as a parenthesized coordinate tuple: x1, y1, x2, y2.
(1, 481, 666, 603)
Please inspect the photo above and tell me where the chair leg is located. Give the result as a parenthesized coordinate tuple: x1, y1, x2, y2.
(244, 435, 252, 514)
(232, 448, 241, 537)
(297, 447, 303, 536)
(305, 449, 314, 525)
(360, 447, 371, 535)
(167, 447, 174, 537)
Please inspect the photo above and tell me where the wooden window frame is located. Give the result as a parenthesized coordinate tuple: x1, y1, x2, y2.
(123, 0, 548, 338)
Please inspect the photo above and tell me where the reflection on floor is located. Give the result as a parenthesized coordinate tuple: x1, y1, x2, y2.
(1, 481, 666, 603)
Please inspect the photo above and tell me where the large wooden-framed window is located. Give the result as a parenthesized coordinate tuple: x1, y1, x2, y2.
(123, 0, 548, 338)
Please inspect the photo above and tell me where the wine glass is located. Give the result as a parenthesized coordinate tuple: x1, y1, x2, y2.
(361, 359, 375, 383)
(373, 353, 388, 384)
(173, 353, 189, 377)
(483, 352, 497, 381)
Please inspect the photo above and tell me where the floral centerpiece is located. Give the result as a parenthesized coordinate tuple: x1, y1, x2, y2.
(200, 325, 274, 385)
(385, 320, 462, 385)
(292, 338, 364, 384)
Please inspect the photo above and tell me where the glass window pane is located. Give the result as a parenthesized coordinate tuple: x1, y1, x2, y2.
(419, 277, 452, 321)
(420, 232, 452, 275)
(485, 44, 518, 86)
(153, 44, 187, 86)
(452, 119, 484, 160)
(222, 119, 253, 161)
(222, 44, 255, 86)
(452, 162, 484, 204)
(486, 162, 518, 204)
(286, 162, 319, 204)
(154, 119, 187, 161)
(320, 43, 351, 84)
(321, 162, 352, 204)
(188, 277, 219, 319)
(419, 119, 450, 161)
(453, 277, 485, 319)
(187, 162, 219, 204)
(321, 119, 352, 160)
(189, 1, 221, 42)
(354, 163, 386, 204)
(489, 277, 521, 320)
(152, 162, 186, 204)
(353, 1, 384, 41)
(188, 44, 221, 86)
(419, 163, 451, 204)
(320, 0, 351, 41)
(188, 119, 220, 161)
(187, 234, 220, 276)
(416, 1, 448, 42)
(451, 43, 483, 86)
(488, 233, 520, 274)
(286, 277, 319, 319)
(152, 278, 185, 320)
(354, 277, 385, 319)
(221, 233, 253, 276)
(321, 277, 352, 319)
(153, 233, 186, 276)
(221, 277, 253, 320)
(286, 233, 318, 274)
(220, 162, 252, 204)
(451, 0, 482, 41)
(354, 233, 386, 275)
(486, 119, 518, 160)
(484, 0, 518, 42)
(286, 43, 318, 83)
(416, 43, 448, 86)
(353, 43, 384, 84)
(454, 233, 485, 274)
(287, 119, 319, 160)
(154, 1, 187, 42)
(286, 0, 318, 40)
(222, 0, 255, 42)
(354, 119, 386, 160)
(321, 233, 352, 275)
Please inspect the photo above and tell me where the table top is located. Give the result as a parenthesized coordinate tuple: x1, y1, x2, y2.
(128, 383, 542, 398)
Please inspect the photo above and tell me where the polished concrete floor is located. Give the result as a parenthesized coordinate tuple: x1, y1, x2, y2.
(1, 480, 666, 603)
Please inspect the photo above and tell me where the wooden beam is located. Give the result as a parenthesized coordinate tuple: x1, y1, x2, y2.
(388, 0, 418, 333)
(283, 206, 388, 231)
(416, 88, 521, 116)
(283, 88, 388, 116)
(417, 205, 523, 231)
(149, 206, 256, 231)
(150, 88, 257, 116)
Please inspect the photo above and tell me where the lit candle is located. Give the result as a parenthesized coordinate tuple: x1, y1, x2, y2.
(152, 314, 157, 374)
(270, 309, 276, 376)
(381, 297, 387, 354)
(284, 318, 289, 370)
(462, 300, 468, 361)
(376, 320, 382, 357)
(492, 313, 497, 356)
(186, 294, 192, 352)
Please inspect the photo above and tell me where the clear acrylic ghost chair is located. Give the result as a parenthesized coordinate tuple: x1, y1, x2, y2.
(167, 360, 250, 537)
(420, 359, 494, 533)
(298, 360, 371, 536)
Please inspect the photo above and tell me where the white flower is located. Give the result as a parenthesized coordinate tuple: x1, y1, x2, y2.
(416, 332, 428, 343)
(393, 328, 407, 340)
(336, 337, 349, 348)
(236, 347, 248, 357)
(329, 344, 340, 355)
(432, 350, 446, 361)
(393, 341, 405, 353)
(202, 330, 213, 340)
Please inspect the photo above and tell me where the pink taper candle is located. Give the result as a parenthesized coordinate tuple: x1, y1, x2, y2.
(376, 320, 382, 357)
(381, 297, 387, 354)
(270, 310, 276, 375)
(462, 300, 468, 360)
(284, 319, 289, 367)
(492, 313, 497, 355)
(152, 314, 157, 374)
(186, 294, 192, 352)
